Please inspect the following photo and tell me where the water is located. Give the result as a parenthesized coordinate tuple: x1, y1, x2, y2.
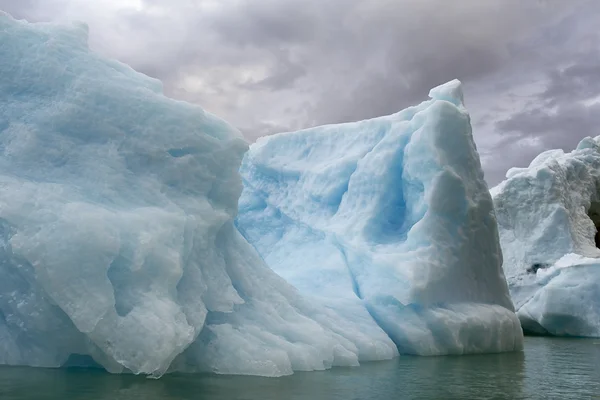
(1, 338, 599, 400)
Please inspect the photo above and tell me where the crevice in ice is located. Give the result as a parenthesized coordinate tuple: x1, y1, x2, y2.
(106, 254, 137, 317)
(526, 263, 550, 274)
(333, 239, 362, 299)
(167, 147, 199, 158)
(521, 313, 595, 337)
(588, 201, 600, 249)
(327, 177, 352, 216)
(204, 311, 231, 326)
(361, 134, 411, 245)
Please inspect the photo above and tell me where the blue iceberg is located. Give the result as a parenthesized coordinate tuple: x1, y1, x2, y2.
(237, 81, 523, 355)
(492, 137, 600, 337)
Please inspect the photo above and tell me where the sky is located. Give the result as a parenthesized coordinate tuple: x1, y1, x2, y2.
(1, 0, 599, 185)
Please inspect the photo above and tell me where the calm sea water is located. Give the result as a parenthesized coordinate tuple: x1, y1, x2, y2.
(1, 337, 599, 400)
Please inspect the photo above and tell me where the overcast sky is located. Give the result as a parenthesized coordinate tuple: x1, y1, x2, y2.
(1, 0, 599, 185)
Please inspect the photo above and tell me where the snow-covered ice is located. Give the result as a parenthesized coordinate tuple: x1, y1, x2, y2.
(0, 12, 398, 377)
(237, 80, 523, 355)
(492, 136, 600, 336)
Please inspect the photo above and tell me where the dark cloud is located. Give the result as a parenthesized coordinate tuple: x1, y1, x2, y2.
(241, 50, 306, 91)
(487, 2, 600, 185)
(210, 0, 319, 47)
(542, 58, 600, 106)
(0, 0, 596, 185)
(304, 0, 570, 125)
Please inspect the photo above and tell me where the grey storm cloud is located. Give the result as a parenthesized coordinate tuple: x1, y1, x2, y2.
(0, 0, 597, 185)
(485, 0, 600, 184)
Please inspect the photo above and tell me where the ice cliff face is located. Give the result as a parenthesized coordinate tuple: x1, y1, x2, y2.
(492, 137, 600, 337)
(237, 80, 523, 355)
(0, 12, 398, 377)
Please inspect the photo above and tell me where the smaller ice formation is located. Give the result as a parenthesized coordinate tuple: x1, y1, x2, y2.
(237, 80, 524, 355)
(492, 137, 600, 336)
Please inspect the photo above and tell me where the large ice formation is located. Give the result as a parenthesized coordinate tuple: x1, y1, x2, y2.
(237, 80, 524, 355)
(0, 12, 399, 377)
(492, 137, 600, 337)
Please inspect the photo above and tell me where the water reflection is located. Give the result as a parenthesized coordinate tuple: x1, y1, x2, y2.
(393, 351, 526, 399)
(522, 337, 600, 399)
(0, 338, 598, 400)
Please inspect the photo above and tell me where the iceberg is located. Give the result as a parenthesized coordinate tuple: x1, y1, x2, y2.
(492, 137, 600, 337)
(0, 12, 398, 377)
(237, 80, 524, 355)
(0, 11, 525, 377)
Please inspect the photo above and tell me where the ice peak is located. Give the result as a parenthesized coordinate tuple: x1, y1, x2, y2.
(428, 79, 464, 107)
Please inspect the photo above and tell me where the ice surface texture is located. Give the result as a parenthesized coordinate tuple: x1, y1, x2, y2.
(237, 80, 523, 355)
(0, 13, 399, 377)
(492, 137, 600, 336)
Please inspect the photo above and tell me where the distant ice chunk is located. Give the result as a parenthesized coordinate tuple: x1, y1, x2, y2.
(237, 79, 524, 355)
(0, 12, 398, 376)
(492, 136, 600, 337)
